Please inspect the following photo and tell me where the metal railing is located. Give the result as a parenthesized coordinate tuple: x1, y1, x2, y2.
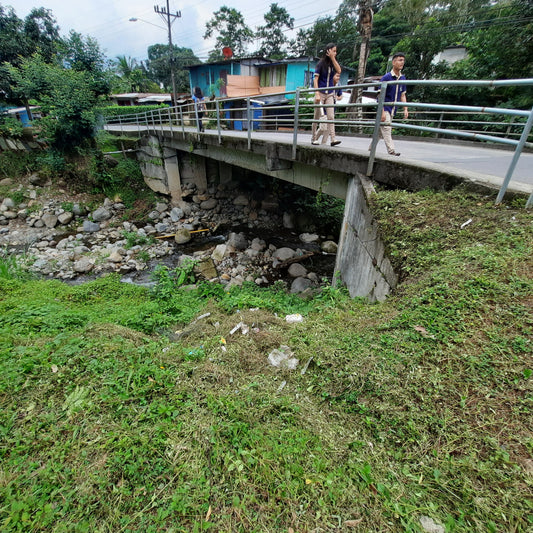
(103, 78, 533, 207)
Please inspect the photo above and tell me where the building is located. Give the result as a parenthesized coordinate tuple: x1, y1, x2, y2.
(185, 57, 354, 131)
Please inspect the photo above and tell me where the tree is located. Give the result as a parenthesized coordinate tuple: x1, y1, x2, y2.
(57, 31, 110, 97)
(145, 45, 200, 93)
(256, 3, 294, 59)
(23, 7, 60, 63)
(110, 56, 157, 93)
(204, 6, 253, 61)
(6, 54, 100, 151)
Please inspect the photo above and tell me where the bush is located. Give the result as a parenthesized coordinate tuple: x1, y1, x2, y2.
(0, 151, 39, 179)
(0, 116, 24, 138)
(96, 105, 169, 120)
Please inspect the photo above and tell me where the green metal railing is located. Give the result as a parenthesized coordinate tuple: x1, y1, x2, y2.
(103, 78, 533, 207)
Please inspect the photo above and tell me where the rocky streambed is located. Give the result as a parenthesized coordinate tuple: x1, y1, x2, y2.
(0, 176, 340, 294)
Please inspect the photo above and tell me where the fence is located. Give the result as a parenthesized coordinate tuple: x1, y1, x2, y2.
(103, 78, 533, 207)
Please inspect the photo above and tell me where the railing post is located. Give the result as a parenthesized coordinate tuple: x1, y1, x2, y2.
(367, 82, 387, 176)
(168, 107, 172, 134)
(180, 106, 185, 134)
(247, 97, 252, 150)
(194, 101, 200, 133)
(292, 89, 301, 160)
(119, 114, 123, 135)
(216, 100, 222, 144)
(496, 106, 533, 205)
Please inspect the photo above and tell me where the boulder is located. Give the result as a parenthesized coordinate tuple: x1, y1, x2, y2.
(174, 228, 192, 244)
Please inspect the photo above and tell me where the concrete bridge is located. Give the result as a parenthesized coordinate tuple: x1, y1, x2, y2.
(105, 122, 532, 302)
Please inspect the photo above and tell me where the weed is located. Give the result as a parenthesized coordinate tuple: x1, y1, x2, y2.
(121, 230, 154, 249)
(0, 190, 531, 532)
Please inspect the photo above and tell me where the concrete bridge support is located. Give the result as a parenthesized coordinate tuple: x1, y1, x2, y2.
(138, 135, 208, 203)
(334, 175, 397, 301)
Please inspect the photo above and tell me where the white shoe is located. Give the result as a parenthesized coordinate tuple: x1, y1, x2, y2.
(311, 140, 320, 145)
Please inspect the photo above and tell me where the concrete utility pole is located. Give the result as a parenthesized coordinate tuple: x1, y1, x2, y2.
(155, 1, 181, 106)
(349, 0, 374, 124)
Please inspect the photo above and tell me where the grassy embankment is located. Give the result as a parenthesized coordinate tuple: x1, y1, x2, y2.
(0, 187, 531, 532)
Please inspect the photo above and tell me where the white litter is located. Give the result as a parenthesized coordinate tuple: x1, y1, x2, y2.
(285, 313, 303, 323)
(460, 218, 473, 229)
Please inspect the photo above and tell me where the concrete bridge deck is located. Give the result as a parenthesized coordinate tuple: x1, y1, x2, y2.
(107, 124, 533, 196)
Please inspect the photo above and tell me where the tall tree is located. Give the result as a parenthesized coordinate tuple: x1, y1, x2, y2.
(256, 3, 294, 59)
(145, 45, 200, 92)
(57, 31, 110, 96)
(204, 6, 253, 61)
(23, 7, 60, 63)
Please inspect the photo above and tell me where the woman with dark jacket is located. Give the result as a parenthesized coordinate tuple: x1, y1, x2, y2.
(192, 86, 206, 132)
(311, 43, 342, 146)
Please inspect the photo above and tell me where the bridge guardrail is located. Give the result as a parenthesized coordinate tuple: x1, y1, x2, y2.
(103, 78, 533, 207)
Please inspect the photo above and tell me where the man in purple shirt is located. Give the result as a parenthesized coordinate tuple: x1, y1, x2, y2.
(377, 52, 408, 156)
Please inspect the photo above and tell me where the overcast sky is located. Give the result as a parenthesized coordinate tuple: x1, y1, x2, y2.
(10, 0, 344, 63)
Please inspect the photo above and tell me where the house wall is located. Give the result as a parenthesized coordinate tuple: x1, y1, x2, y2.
(188, 63, 241, 98)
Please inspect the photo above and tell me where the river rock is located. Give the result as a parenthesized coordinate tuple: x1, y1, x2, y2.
(83, 220, 100, 233)
(174, 228, 192, 244)
(321, 240, 338, 253)
(233, 195, 249, 206)
(272, 247, 295, 262)
(108, 251, 123, 263)
(194, 257, 218, 280)
(291, 277, 313, 293)
(200, 198, 217, 210)
(170, 207, 184, 221)
(73, 257, 94, 273)
(288, 263, 307, 278)
(42, 214, 58, 228)
(58, 212, 74, 225)
(1, 198, 15, 209)
(28, 173, 47, 186)
(212, 244, 227, 262)
(92, 207, 112, 222)
(227, 232, 248, 251)
(299, 232, 319, 244)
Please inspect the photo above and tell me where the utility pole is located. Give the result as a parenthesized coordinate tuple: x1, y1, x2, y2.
(155, 1, 181, 107)
(349, 0, 374, 125)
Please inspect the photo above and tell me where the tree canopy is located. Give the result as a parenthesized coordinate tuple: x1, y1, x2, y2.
(204, 6, 254, 61)
(256, 3, 294, 59)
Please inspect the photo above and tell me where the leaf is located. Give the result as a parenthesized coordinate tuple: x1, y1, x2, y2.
(414, 325, 435, 339)
(205, 505, 212, 521)
(345, 518, 363, 527)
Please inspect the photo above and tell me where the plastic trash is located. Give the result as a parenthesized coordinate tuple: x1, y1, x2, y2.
(285, 313, 303, 323)
(268, 345, 299, 370)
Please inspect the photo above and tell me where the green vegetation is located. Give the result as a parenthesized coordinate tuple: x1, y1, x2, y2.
(0, 188, 531, 532)
(0, 151, 40, 181)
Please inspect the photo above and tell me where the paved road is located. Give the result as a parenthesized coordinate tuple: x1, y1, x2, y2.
(106, 124, 533, 191)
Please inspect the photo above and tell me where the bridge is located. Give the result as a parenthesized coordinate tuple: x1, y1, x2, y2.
(104, 78, 533, 301)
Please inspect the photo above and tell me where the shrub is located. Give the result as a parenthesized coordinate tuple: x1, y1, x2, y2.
(0, 116, 24, 138)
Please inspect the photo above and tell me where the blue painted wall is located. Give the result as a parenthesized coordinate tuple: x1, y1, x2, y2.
(187, 62, 241, 98)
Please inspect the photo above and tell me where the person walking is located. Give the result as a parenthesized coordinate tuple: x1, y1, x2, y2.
(376, 52, 408, 156)
(311, 43, 342, 147)
(192, 86, 206, 132)
(314, 72, 343, 145)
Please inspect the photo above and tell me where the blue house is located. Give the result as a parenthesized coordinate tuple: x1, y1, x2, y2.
(185, 57, 352, 99)
(185, 57, 353, 131)
(1, 106, 41, 127)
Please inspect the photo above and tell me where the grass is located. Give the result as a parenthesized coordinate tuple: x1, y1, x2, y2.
(0, 188, 531, 532)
